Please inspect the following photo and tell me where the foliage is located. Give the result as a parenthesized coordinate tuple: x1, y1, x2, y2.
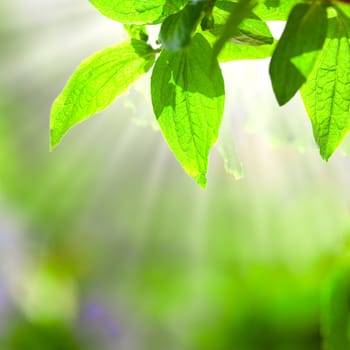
(50, 0, 350, 186)
(321, 260, 350, 350)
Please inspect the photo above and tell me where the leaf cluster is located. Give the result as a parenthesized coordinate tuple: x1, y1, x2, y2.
(50, 0, 350, 186)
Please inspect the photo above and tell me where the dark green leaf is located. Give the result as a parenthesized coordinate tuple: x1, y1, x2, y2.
(269, 3, 327, 106)
(201, 13, 215, 30)
(231, 25, 273, 46)
(151, 34, 225, 187)
(159, 0, 206, 50)
(50, 40, 156, 148)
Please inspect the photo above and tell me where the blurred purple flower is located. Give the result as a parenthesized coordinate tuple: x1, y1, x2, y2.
(83, 302, 122, 338)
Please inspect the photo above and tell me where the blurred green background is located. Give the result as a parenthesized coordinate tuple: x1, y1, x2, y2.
(1, 1, 350, 349)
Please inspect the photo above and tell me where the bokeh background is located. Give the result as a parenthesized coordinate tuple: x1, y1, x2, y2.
(1, 1, 350, 349)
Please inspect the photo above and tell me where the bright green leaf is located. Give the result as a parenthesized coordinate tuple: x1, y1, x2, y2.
(212, 0, 258, 58)
(218, 0, 301, 20)
(159, 0, 206, 50)
(50, 40, 156, 148)
(151, 34, 225, 187)
(336, 3, 350, 19)
(202, 30, 276, 61)
(253, 0, 301, 20)
(232, 19, 273, 46)
(269, 3, 327, 106)
(124, 24, 149, 41)
(201, 1, 275, 61)
(219, 38, 276, 61)
(89, 0, 189, 24)
(301, 14, 350, 160)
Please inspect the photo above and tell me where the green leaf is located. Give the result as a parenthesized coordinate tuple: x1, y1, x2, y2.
(301, 14, 350, 160)
(336, 3, 350, 19)
(159, 0, 206, 50)
(201, 30, 276, 61)
(201, 1, 275, 61)
(321, 264, 350, 350)
(219, 38, 276, 61)
(231, 19, 273, 46)
(201, 13, 215, 31)
(151, 34, 225, 187)
(89, 0, 189, 24)
(213, 1, 274, 46)
(212, 0, 258, 58)
(269, 3, 328, 106)
(217, 0, 301, 20)
(253, 0, 301, 20)
(124, 24, 149, 42)
(50, 40, 156, 148)
(217, 117, 244, 179)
